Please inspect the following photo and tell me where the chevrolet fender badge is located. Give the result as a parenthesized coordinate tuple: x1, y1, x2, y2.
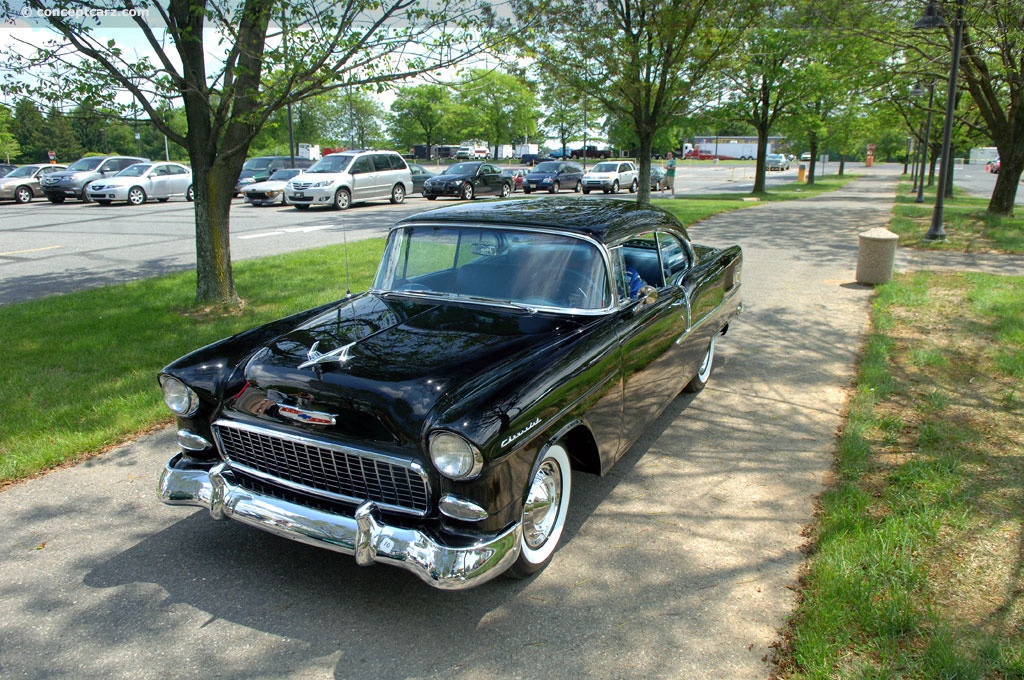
(501, 417, 542, 448)
(277, 404, 338, 426)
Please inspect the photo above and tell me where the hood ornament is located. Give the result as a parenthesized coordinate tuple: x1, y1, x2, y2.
(298, 340, 356, 370)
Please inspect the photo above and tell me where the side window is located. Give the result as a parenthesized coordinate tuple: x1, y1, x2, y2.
(350, 157, 372, 174)
(620, 233, 665, 292)
(657, 231, 692, 282)
(389, 154, 408, 170)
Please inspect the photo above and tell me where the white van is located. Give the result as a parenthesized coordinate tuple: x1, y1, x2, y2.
(286, 150, 413, 210)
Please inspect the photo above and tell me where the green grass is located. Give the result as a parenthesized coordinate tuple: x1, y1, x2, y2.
(779, 272, 1024, 678)
(890, 183, 1024, 253)
(0, 240, 385, 483)
(0, 175, 856, 484)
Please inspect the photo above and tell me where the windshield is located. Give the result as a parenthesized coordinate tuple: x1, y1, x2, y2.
(591, 162, 617, 172)
(68, 158, 104, 172)
(5, 166, 38, 178)
(268, 169, 302, 181)
(242, 157, 275, 170)
(532, 162, 560, 173)
(373, 226, 610, 312)
(444, 162, 481, 175)
(116, 164, 152, 177)
(307, 154, 354, 173)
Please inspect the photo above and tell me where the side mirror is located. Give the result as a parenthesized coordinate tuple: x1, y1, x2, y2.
(639, 285, 658, 305)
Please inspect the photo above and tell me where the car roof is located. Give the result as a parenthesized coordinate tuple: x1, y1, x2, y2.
(396, 197, 689, 245)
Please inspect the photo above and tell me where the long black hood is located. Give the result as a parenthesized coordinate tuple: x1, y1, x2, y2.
(229, 293, 579, 447)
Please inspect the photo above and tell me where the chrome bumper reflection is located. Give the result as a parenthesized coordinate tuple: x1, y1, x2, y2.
(158, 453, 521, 590)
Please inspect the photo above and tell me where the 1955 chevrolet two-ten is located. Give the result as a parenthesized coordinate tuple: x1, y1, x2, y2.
(158, 198, 743, 590)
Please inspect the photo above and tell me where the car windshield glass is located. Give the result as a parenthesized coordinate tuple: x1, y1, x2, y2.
(592, 162, 617, 172)
(242, 158, 275, 170)
(374, 226, 610, 312)
(532, 162, 560, 173)
(307, 155, 353, 173)
(6, 166, 37, 178)
(445, 162, 480, 175)
(116, 164, 152, 177)
(68, 158, 104, 171)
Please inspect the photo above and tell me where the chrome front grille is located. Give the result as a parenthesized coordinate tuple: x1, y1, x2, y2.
(213, 420, 430, 515)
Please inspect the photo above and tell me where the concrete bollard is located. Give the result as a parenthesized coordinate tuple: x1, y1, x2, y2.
(856, 227, 899, 285)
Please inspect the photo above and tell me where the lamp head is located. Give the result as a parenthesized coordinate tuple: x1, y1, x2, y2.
(913, 0, 948, 30)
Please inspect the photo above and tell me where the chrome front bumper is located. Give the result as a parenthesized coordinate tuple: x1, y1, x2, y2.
(159, 453, 522, 590)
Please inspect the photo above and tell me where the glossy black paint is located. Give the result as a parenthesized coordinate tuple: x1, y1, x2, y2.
(161, 198, 742, 555)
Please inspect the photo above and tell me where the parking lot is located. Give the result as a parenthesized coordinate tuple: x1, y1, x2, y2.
(0, 161, 830, 306)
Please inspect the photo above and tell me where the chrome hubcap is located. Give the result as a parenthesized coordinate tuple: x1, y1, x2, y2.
(523, 459, 562, 549)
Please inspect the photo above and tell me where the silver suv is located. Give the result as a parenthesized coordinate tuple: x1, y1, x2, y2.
(285, 150, 413, 210)
(41, 155, 148, 203)
(581, 160, 638, 194)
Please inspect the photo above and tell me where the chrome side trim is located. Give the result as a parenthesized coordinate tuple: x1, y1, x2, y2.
(159, 454, 521, 590)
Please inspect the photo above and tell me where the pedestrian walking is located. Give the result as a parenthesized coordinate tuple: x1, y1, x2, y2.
(662, 151, 676, 197)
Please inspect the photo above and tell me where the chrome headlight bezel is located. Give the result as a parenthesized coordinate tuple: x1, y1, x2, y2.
(159, 374, 200, 417)
(429, 431, 483, 480)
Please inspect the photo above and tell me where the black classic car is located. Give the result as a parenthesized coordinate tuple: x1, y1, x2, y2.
(158, 198, 743, 589)
(421, 161, 514, 201)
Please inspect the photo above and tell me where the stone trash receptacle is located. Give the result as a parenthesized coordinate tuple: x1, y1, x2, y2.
(856, 227, 899, 285)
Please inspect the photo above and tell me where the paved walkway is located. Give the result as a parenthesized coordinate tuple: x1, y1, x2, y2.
(1, 166, 1020, 679)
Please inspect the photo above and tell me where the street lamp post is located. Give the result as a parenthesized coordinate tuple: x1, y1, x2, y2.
(910, 80, 936, 204)
(914, 0, 965, 241)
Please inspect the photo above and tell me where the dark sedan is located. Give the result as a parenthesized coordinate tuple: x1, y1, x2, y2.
(422, 161, 514, 201)
(408, 163, 436, 194)
(523, 161, 583, 194)
(157, 198, 743, 589)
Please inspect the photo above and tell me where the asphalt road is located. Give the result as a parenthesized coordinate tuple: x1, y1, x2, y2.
(0, 162, 815, 306)
(0, 165, 904, 679)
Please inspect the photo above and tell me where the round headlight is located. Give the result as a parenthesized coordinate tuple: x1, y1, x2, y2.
(160, 374, 199, 417)
(429, 432, 483, 480)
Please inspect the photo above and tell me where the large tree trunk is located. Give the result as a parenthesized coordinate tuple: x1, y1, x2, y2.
(635, 128, 654, 205)
(988, 152, 1021, 216)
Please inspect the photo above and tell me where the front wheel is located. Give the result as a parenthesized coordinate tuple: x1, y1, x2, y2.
(461, 183, 475, 200)
(549, 181, 559, 194)
(500, 182, 512, 198)
(390, 183, 406, 204)
(683, 335, 716, 393)
(507, 443, 572, 579)
(96, 200, 111, 206)
(333, 187, 351, 210)
(611, 180, 619, 194)
(127, 187, 147, 206)
(14, 186, 32, 204)
(574, 181, 582, 193)
(425, 195, 437, 200)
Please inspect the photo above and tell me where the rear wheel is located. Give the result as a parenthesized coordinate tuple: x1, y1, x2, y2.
(127, 187, 147, 206)
(185, 185, 195, 202)
(390, 183, 406, 204)
(574, 181, 582, 193)
(630, 179, 638, 193)
(683, 335, 716, 393)
(507, 442, 572, 579)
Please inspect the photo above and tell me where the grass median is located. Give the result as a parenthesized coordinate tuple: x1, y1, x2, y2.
(776, 275, 1024, 676)
(0, 177, 857, 485)
(890, 184, 1024, 253)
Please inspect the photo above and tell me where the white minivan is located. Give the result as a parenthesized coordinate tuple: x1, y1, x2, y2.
(286, 150, 413, 210)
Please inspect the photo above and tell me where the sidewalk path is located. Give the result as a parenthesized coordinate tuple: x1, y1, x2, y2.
(3, 166, 1007, 680)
